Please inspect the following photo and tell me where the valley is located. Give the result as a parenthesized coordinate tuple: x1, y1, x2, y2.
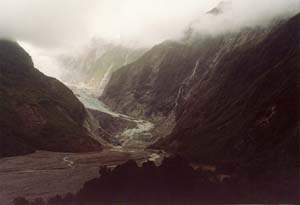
(0, 83, 164, 204)
(0, 149, 163, 204)
(0, 1, 299, 204)
(69, 84, 156, 148)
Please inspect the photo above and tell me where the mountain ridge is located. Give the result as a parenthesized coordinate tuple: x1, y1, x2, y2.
(0, 40, 102, 157)
(102, 13, 299, 180)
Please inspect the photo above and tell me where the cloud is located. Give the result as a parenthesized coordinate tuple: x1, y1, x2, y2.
(2, 0, 299, 49)
(90, 0, 220, 46)
(0, 0, 99, 49)
(0, 0, 221, 49)
(2, 0, 299, 78)
(191, 0, 300, 35)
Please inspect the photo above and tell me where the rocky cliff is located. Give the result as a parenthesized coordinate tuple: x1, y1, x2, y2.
(168, 13, 300, 176)
(102, 23, 275, 138)
(0, 40, 101, 157)
(103, 11, 299, 177)
(102, 41, 196, 137)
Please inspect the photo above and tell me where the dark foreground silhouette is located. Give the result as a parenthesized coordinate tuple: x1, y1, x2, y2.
(14, 156, 299, 205)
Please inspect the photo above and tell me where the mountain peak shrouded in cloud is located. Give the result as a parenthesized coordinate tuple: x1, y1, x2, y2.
(191, 0, 300, 36)
(0, 0, 219, 50)
(3, 0, 299, 78)
(3, 0, 299, 51)
(207, 1, 232, 15)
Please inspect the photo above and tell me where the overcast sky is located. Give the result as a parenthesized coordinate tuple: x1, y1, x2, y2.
(0, 0, 220, 49)
(0, 0, 299, 77)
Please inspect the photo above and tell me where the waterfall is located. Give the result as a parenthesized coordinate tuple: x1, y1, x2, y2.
(174, 59, 200, 109)
(123, 51, 131, 66)
(98, 63, 114, 96)
(174, 85, 185, 109)
(190, 59, 200, 79)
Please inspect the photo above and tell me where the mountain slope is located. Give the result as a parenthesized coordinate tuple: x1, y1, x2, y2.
(102, 41, 198, 137)
(102, 26, 274, 138)
(0, 40, 101, 157)
(59, 41, 145, 95)
(168, 13, 300, 175)
(103, 11, 299, 178)
(103, 41, 190, 116)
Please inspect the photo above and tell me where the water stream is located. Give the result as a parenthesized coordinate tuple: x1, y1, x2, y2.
(174, 58, 200, 109)
(66, 83, 155, 149)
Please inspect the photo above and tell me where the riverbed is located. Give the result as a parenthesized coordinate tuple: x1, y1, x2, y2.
(0, 84, 162, 204)
(69, 84, 156, 148)
(0, 149, 163, 204)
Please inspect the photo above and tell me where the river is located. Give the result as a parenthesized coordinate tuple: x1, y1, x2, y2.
(69, 84, 156, 148)
(0, 83, 163, 204)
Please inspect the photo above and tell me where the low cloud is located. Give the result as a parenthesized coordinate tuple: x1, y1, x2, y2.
(191, 0, 300, 35)
(1, 0, 299, 49)
(1, 0, 299, 78)
(0, 0, 220, 49)
(0, 0, 99, 49)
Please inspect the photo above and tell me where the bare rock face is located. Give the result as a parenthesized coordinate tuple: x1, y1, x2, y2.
(168, 13, 300, 177)
(102, 22, 273, 139)
(0, 40, 101, 157)
(102, 41, 191, 117)
(101, 41, 194, 137)
(103, 12, 299, 180)
(87, 109, 136, 146)
(207, 1, 232, 15)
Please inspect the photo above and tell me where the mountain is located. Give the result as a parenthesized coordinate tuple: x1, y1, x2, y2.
(207, 1, 231, 15)
(9, 11, 300, 205)
(59, 39, 146, 96)
(0, 40, 102, 157)
(103, 12, 299, 178)
(101, 40, 194, 137)
(168, 13, 300, 175)
(102, 25, 275, 138)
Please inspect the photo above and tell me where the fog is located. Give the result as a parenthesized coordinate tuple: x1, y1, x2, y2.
(191, 0, 300, 35)
(0, 0, 299, 77)
(0, 0, 220, 49)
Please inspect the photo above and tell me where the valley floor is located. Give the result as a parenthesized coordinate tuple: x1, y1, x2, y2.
(69, 84, 156, 148)
(0, 84, 164, 205)
(0, 149, 163, 204)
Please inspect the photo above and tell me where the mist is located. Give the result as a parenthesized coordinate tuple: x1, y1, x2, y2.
(0, 0, 219, 49)
(191, 0, 300, 35)
(0, 0, 299, 77)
